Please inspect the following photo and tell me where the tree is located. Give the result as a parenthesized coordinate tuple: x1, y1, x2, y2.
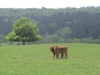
(55, 27, 72, 41)
(0, 34, 6, 44)
(6, 17, 41, 45)
(43, 34, 64, 43)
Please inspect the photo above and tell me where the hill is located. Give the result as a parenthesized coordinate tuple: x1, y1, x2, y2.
(0, 6, 100, 40)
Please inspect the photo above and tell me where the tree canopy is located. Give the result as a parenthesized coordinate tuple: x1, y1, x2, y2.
(0, 7, 100, 44)
(6, 17, 41, 45)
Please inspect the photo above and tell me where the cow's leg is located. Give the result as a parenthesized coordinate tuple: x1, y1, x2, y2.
(53, 53, 55, 58)
(56, 52, 59, 58)
(61, 53, 64, 58)
(56, 50, 59, 58)
(55, 49, 58, 58)
(65, 52, 68, 58)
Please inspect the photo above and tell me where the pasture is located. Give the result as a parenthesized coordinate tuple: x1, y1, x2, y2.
(0, 43, 100, 75)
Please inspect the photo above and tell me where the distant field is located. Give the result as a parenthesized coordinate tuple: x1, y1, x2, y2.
(0, 43, 100, 75)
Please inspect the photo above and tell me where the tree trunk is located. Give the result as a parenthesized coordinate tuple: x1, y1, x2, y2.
(22, 41, 25, 45)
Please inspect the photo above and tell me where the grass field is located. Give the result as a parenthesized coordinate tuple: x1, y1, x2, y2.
(0, 43, 100, 75)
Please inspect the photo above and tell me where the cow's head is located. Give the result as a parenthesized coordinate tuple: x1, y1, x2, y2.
(53, 45, 58, 50)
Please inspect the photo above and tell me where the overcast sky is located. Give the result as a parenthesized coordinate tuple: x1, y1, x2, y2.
(0, 0, 100, 8)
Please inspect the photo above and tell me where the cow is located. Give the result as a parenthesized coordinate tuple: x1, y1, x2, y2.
(50, 45, 68, 58)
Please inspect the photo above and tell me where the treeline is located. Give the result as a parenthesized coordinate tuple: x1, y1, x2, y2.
(35, 36, 100, 44)
(1, 37, 100, 45)
(0, 6, 100, 44)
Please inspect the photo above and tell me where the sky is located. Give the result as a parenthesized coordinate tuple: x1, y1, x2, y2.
(0, 0, 100, 8)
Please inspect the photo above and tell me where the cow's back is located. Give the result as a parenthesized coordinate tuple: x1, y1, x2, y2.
(58, 46, 68, 52)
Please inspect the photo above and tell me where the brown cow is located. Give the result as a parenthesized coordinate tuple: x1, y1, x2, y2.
(50, 45, 68, 58)
(54, 45, 68, 58)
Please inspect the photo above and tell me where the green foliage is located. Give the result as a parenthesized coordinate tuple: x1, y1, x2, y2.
(6, 31, 19, 41)
(6, 17, 41, 45)
(66, 37, 100, 44)
(1, 7, 100, 41)
(39, 34, 64, 43)
(72, 38, 81, 43)
(55, 27, 72, 40)
(0, 43, 100, 75)
(0, 34, 6, 44)
(34, 36, 100, 44)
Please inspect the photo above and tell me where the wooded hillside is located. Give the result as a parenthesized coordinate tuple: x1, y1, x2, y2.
(0, 6, 100, 41)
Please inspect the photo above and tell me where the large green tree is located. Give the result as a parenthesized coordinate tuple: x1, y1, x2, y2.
(6, 17, 41, 45)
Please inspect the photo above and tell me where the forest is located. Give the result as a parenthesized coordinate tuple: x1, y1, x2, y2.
(0, 6, 100, 44)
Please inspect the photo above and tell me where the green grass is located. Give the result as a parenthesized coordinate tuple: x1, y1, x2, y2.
(0, 43, 100, 75)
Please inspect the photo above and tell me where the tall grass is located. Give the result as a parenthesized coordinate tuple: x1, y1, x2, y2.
(0, 43, 100, 75)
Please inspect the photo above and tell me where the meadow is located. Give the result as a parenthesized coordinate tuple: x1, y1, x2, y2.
(0, 43, 100, 75)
